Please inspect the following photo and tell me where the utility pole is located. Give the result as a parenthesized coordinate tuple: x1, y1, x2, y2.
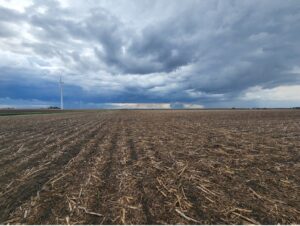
(59, 76, 64, 110)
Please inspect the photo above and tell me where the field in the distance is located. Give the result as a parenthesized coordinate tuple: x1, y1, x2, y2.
(0, 109, 76, 116)
(0, 110, 299, 224)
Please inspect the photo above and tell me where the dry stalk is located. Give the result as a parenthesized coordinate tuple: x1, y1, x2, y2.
(175, 194, 183, 210)
(44, 136, 50, 143)
(175, 208, 201, 223)
(25, 167, 46, 177)
(197, 184, 218, 197)
(16, 144, 24, 153)
(125, 205, 139, 210)
(157, 178, 171, 193)
(248, 187, 263, 200)
(5, 181, 14, 189)
(225, 207, 252, 214)
(121, 208, 126, 224)
(68, 201, 73, 212)
(78, 188, 83, 199)
(231, 211, 260, 225)
(24, 210, 28, 219)
(248, 187, 286, 205)
(178, 164, 188, 177)
(86, 174, 91, 185)
(156, 185, 168, 197)
(78, 206, 103, 217)
(65, 216, 70, 225)
(204, 195, 215, 203)
(50, 173, 69, 187)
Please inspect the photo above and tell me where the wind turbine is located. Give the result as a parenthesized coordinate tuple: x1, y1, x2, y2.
(59, 76, 64, 110)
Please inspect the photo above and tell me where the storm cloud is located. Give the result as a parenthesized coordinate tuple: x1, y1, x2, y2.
(0, 0, 300, 108)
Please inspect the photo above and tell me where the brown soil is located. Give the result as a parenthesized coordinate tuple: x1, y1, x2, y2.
(0, 110, 299, 224)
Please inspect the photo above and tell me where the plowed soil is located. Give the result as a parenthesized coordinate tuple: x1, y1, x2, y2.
(0, 110, 299, 224)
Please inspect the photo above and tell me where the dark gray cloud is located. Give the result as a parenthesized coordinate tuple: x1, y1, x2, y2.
(0, 22, 17, 37)
(0, 0, 300, 108)
(0, 6, 24, 21)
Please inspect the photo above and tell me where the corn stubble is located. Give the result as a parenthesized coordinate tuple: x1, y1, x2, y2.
(0, 110, 299, 224)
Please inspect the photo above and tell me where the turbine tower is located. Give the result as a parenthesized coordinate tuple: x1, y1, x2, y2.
(59, 76, 64, 110)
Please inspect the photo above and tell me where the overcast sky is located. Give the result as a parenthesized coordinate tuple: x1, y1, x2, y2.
(0, 0, 300, 109)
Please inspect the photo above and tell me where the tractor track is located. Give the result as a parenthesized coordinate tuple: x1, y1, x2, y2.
(0, 120, 104, 223)
(0, 119, 102, 190)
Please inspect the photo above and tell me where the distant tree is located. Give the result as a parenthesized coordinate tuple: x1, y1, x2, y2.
(48, 106, 60, 109)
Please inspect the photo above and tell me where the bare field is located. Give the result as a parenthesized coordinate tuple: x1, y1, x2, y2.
(0, 110, 299, 224)
(0, 109, 72, 116)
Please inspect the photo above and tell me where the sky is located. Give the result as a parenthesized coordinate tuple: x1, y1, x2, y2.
(0, 0, 300, 109)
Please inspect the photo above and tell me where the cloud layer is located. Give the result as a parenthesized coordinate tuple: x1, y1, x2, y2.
(0, 0, 300, 108)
